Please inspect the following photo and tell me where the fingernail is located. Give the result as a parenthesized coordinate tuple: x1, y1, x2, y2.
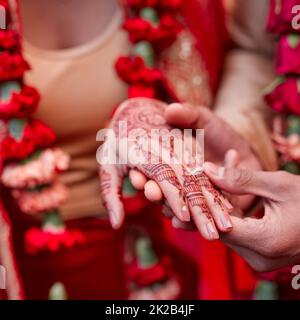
(110, 211, 120, 229)
(181, 205, 190, 222)
(206, 222, 219, 240)
(220, 215, 233, 230)
(169, 103, 183, 110)
(172, 218, 180, 229)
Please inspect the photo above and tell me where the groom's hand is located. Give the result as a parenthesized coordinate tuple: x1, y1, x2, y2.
(204, 163, 300, 272)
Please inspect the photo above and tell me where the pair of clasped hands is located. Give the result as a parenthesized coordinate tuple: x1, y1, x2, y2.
(99, 99, 300, 272)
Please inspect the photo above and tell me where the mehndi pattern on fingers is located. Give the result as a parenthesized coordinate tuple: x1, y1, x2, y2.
(114, 98, 228, 216)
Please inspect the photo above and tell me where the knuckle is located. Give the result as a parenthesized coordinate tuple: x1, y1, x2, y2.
(226, 169, 252, 189)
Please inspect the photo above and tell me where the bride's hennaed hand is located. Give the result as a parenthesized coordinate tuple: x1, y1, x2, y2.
(131, 103, 262, 214)
(98, 98, 233, 240)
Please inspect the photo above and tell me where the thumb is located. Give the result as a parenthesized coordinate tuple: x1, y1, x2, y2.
(203, 162, 287, 201)
(165, 103, 211, 129)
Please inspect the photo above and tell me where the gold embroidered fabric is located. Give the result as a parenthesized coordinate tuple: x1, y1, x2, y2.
(159, 31, 212, 108)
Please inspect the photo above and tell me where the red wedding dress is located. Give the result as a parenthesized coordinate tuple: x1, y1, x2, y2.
(0, 0, 256, 300)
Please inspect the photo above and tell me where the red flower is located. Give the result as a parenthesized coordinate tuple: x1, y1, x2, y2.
(2, 132, 36, 161)
(272, 131, 300, 163)
(124, 18, 153, 43)
(276, 34, 300, 74)
(115, 56, 162, 84)
(126, 0, 182, 10)
(123, 14, 182, 48)
(126, 0, 157, 8)
(160, 0, 183, 9)
(116, 56, 144, 83)
(25, 227, 85, 255)
(30, 120, 57, 147)
(12, 182, 68, 215)
(128, 84, 156, 98)
(154, 13, 182, 49)
(128, 257, 171, 287)
(267, 0, 300, 34)
(0, 52, 30, 81)
(1, 119, 56, 161)
(0, 85, 40, 118)
(265, 77, 300, 115)
(0, 30, 19, 50)
(2, 149, 70, 189)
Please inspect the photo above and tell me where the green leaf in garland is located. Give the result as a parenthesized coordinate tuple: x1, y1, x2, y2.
(0, 81, 21, 103)
(21, 149, 43, 165)
(286, 115, 300, 136)
(133, 41, 155, 68)
(254, 280, 278, 300)
(48, 282, 68, 300)
(42, 210, 64, 229)
(8, 119, 27, 142)
(140, 7, 159, 26)
(282, 161, 300, 174)
(27, 184, 50, 193)
(297, 78, 300, 94)
(122, 176, 137, 197)
(287, 34, 300, 49)
(135, 237, 158, 269)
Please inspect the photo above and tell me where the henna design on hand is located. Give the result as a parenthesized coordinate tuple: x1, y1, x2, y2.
(142, 163, 181, 188)
(113, 99, 168, 134)
(194, 172, 227, 212)
(185, 169, 226, 206)
(99, 98, 229, 227)
(181, 169, 211, 218)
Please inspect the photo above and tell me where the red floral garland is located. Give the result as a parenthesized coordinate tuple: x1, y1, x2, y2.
(0, 52, 30, 80)
(0, 84, 40, 118)
(116, 0, 183, 292)
(265, 0, 300, 172)
(0, 0, 84, 254)
(0, 30, 19, 50)
(261, 0, 300, 289)
(116, 0, 183, 100)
